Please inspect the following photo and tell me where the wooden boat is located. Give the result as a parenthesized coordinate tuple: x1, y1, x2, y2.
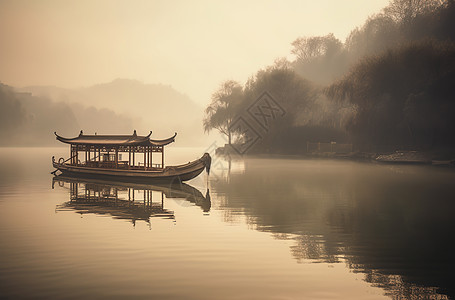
(52, 130, 211, 182)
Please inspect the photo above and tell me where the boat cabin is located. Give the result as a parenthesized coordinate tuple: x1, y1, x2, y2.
(54, 130, 176, 170)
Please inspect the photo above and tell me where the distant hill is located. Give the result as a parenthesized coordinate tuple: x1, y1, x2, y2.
(21, 79, 205, 145)
(0, 82, 134, 146)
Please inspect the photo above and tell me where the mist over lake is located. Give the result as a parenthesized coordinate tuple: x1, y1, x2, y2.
(1, 0, 455, 299)
(1, 148, 454, 299)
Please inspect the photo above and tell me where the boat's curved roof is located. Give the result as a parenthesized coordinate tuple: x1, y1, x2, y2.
(55, 130, 176, 146)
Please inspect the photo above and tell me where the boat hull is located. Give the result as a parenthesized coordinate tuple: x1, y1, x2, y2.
(53, 153, 211, 183)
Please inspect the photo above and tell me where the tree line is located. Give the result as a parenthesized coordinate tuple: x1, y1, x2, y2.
(204, 0, 455, 155)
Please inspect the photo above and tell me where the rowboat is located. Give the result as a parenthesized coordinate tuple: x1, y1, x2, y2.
(52, 130, 211, 182)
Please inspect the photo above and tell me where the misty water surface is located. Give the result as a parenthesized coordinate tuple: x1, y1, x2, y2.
(0, 147, 454, 299)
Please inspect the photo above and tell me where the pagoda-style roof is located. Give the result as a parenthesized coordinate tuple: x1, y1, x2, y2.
(55, 130, 176, 146)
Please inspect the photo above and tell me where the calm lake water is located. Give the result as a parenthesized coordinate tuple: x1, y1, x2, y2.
(1, 147, 454, 299)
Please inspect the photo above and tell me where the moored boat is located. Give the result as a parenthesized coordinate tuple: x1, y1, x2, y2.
(52, 130, 211, 182)
(375, 151, 431, 165)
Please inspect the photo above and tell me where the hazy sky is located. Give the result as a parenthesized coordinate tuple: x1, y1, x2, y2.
(0, 0, 389, 105)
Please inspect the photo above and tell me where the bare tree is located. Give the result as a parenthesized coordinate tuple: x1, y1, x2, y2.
(383, 0, 445, 23)
(203, 80, 243, 145)
(291, 33, 342, 61)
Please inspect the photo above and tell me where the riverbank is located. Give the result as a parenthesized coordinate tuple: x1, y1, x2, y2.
(215, 145, 455, 167)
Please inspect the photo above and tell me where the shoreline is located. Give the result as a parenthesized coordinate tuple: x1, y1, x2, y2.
(215, 146, 455, 167)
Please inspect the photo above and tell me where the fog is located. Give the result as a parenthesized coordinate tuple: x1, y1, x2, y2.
(0, 0, 387, 104)
(1, 2, 455, 299)
(203, 0, 455, 155)
(1, 0, 454, 155)
(21, 79, 205, 145)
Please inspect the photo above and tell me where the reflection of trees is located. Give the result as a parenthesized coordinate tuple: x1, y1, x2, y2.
(53, 176, 211, 226)
(211, 158, 455, 299)
(334, 173, 455, 299)
(290, 235, 339, 263)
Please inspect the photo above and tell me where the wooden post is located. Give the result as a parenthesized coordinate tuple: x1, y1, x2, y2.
(162, 147, 165, 168)
(115, 147, 118, 168)
(72, 145, 75, 165)
(76, 146, 79, 166)
(144, 146, 147, 170)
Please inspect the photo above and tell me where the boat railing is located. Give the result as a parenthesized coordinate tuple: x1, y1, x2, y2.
(54, 155, 164, 170)
(54, 155, 77, 165)
(84, 161, 128, 169)
(81, 160, 163, 170)
(138, 162, 162, 169)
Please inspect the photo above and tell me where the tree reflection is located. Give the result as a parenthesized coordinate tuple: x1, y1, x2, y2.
(211, 157, 455, 299)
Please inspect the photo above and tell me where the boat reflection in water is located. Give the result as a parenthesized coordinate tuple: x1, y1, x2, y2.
(52, 175, 210, 226)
